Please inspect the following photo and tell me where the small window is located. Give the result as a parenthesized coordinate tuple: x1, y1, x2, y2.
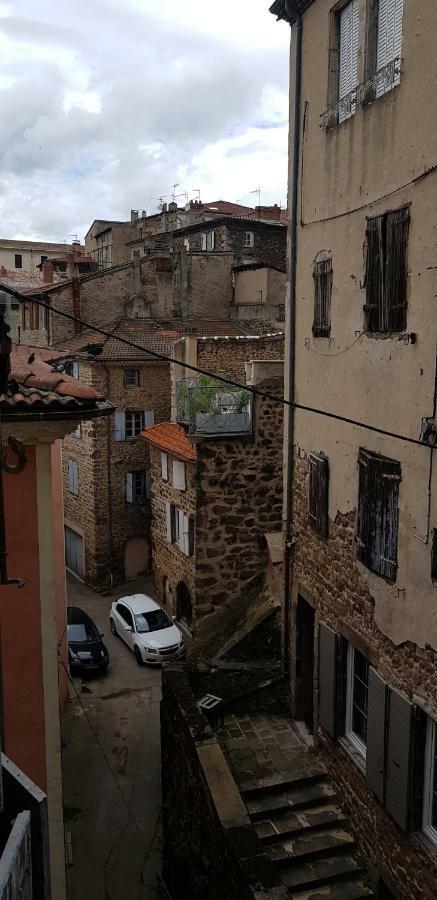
(126, 470, 150, 504)
(244, 231, 254, 248)
(14, 254, 22, 269)
(126, 412, 144, 439)
(357, 449, 401, 580)
(40, 255, 48, 264)
(308, 452, 329, 538)
(161, 452, 168, 481)
(202, 231, 215, 251)
(68, 458, 79, 495)
(72, 423, 81, 439)
(64, 360, 79, 379)
(364, 208, 409, 334)
(313, 259, 332, 337)
(172, 459, 186, 491)
(124, 368, 140, 388)
(346, 646, 369, 757)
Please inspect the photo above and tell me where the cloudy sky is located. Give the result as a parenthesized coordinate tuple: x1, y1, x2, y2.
(0, 0, 290, 243)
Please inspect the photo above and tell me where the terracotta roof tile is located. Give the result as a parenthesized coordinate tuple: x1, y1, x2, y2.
(141, 423, 197, 462)
(0, 269, 63, 290)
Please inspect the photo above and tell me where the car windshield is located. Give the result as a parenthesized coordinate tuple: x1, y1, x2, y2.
(68, 622, 100, 643)
(134, 609, 172, 633)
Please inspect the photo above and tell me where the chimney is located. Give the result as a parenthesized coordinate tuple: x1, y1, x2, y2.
(168, 201, 177, 212)
(0, 266, 7, 277)
(42, 261, 54, 284)
(142, 210, 147, 218)
(72, 277, 81, 333)
(131, 210, 138, 222)
(255, 204, 281, 221)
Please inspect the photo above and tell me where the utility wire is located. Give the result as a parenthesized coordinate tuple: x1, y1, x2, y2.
(13, 289, 434, 451)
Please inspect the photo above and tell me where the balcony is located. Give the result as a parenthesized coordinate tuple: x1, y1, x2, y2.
(176, 377, 252, 436)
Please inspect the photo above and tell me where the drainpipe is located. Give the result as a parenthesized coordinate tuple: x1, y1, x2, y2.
(283, 7, 303, 676)
(101, 363, 115, 589)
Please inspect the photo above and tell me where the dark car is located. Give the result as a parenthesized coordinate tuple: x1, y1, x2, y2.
(67, 606, 109, 673)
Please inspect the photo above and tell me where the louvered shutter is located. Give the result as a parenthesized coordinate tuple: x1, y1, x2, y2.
(165, 503, 172, 543)
(338, 0, 359, 123)
(319, 624, 337, 738)
(385, 207, 409, 333)
(309, 453, 329, 539)
(364, 216, 384, 332)
(143, 410, 155, 429)
(313, 260, 332, 338)
(379, 457, 401, 580)
(188, 517, 195, 557)
(126, 472, 133, 503)
(366, 668, 388, 803)
(173, 459, 186, 491)
(115, 412, 125, 441)
(385, 689, 413, 831)
(182, 514, 189, 556)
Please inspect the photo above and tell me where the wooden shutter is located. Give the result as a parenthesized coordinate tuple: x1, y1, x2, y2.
(170, 505, 177, 543)
(182, 514, 189, 556)
(357, 450, 400, 580)
(173, 459, 186, 491)
(114, 412, 125, 441)
(309, 453, 329, 539)
(319, 624, 337, 738)
(385, 207, 409, 333)
(165, 503, 172, 543)
(364, 216, 384, 332)
(366, 668, 388, 803)
(145, 472, 151, 498)
(313, 259, 332, 338)
(378, 0, 403, 69)
(188, 517, 195, 557)
(161, 452, 168, 481)
(338, 0, 359, 121)
(385, 688, 414, 831)
(379, 457, 401, 580)
(201, 233, 207, 251)
(143, 410, 155, 429)
(411, 706, 427, 829)
(126, 472, 133, 503)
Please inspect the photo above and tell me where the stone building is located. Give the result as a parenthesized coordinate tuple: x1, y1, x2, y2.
(84, 219, 132, 268)
(274, 0, 437, 896)
(172, 216, 287, 271)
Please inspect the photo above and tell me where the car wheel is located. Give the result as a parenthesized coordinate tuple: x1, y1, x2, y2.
(134, 645, 143, 666)
(110, 618, 117, 636)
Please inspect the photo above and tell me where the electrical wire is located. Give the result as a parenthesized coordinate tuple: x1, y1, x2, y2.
(10, 287, 435, 451)
(304, 331, 365, 356)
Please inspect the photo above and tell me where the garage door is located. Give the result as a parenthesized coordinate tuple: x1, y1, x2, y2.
(64, 526, 84, 579)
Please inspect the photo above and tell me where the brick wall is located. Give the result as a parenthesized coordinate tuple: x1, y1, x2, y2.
(291, 453, 437, 898)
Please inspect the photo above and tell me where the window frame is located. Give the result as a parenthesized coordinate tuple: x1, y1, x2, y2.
(244, 231, 254, 248)
(14, 254, 22, 269)
(126, 470, 149, 504)
(357, 448, 401, 581)
(124, 368, 140, 388)
(345, 645, 369, 759)
(423, 716, 437, 845)
(364, 207, 409, 335)
(313, 258, 333, 338)
(125, 411, 144, 439)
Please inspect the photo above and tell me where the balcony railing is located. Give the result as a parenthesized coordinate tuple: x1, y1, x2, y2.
(320, 58, 401, 128)
(176, 379, 252, 436)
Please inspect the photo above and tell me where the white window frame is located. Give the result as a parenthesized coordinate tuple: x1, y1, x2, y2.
(68, 458, 79, 495)
(172, 459, 186, 491)
(423, 716, 437, 846)
(161, 452, 168, 481)
(125, 411, 143, 439)
(345, 645, 369, 759)
(244, 231, 254, 248)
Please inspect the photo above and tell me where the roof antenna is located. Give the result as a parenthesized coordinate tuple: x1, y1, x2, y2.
(250, 187, 261, 214)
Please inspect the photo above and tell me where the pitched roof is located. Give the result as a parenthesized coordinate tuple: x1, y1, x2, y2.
(0, 268, 64, 291)
(141, 423, 197, 462)
(202, 200, 254, 216)
(1, 344, 113, 421)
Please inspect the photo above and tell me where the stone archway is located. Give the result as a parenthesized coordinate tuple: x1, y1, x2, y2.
(176, 581, 193, 629)
(124, 536, 149, 580)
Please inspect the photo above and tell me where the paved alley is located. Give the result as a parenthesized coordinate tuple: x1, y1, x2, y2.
(62, 574, 165, 900)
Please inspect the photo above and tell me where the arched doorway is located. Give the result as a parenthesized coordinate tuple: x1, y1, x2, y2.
(176, 581, 193, 629)
(124, 537, 149, 580)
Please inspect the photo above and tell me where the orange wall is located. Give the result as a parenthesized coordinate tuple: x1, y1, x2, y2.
(0, 446, 47, 790)
(51, 441, 69, 711)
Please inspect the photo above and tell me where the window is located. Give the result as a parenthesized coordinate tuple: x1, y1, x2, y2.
(14, 254, 22, 269)
(40, 255, 48, 264)
(133, 250, 140, 260)
(115, 410, 154, 441)
(172, 459, 186, 491)
(308, 452, 329, 538)
(116, 603, 133, 628)
(357, 449, 401, 580)
(313, 259, 332, 337)
(183, 237, 190, 251)
(422, 716, 437, 843)
(124, 368, 140, 388)
(72, 423, 81, 439)
(375, 0, 403, 97)
(244, 231, 254, 248)
(338, 0, 360, 123)
(126, 470, 150, 503)
(161, 452, 168, 481)
(68, 458, 79, 495)
(64, 360, 79, 379)
(364, 207, 409, 333)
(346, 646, 369, 756)
(165, 503, 194, 556)
(201, 231, 215, 251)
(126, 412, 144, 439)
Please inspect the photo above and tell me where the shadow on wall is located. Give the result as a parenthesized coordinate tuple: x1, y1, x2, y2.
(124, 536, 149, 580)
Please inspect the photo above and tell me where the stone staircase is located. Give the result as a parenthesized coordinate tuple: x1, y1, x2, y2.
(240, 769, 375, 899)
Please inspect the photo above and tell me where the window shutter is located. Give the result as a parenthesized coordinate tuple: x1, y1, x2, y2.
(166, 503, 172, 543)
(115, 412, 125, 441)
(385, 207, 409, 333)
(379, 457, 401, 580)
(201, 233, 207, 251)
(366, 668, 388, 803)
(68, 459, 73, 491)
(312, 259, 332, 338)
(188, 517, 195, 557)
(309, 453, 329, 539)
(338, 0, 359, 122)
(412, 706, 427, 829)
(378, 0, 403, 71)
(182, 514, 189, 556)
(126, 472, 133, 503)
(385, 689, 414, 832)
(173, 459, 186, 491)
(210, 230, 215, 250)
(161, 452, 168, 481)
(145, 472, 151, 499)
(143, 410, 155, 429)
(170, 504, 177, 543)
(319, 624, 337, 739)
(335, 635, 348, 736)
(364, 216, 384, 332)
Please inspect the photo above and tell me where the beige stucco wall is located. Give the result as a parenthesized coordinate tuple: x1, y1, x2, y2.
(234, 268, 268, 305)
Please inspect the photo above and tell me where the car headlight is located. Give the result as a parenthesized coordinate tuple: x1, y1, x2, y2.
(145, 646, 157, 654)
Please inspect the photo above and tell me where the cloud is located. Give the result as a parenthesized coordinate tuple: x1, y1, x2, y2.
(0, 0, 290, 240)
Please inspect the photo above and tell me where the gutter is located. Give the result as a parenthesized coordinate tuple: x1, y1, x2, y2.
(282, 4, 303, 675)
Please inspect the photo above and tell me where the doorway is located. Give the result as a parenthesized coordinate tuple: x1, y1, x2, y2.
(176, 582, 193, 629)
(64, 526, 84, 580)
(124, 536, 149, 580)
(295, 595, 315, 732)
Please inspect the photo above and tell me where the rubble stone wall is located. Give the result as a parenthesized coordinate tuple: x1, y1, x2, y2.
(196, 333, 284, 382)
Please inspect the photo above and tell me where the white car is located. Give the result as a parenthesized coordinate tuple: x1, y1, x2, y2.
(109, 593, 186, 665)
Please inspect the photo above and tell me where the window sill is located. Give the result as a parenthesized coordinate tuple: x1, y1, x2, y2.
(338, 736, 366, 776)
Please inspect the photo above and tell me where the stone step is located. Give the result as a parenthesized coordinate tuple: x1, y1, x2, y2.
(280, 855, 366, 892)
(240, 766, 328, 797)
(289, 880, 375, 899)
(247, 781, 337, 821)
(267, 828, 355, 865)
(254, 803, 347, 843)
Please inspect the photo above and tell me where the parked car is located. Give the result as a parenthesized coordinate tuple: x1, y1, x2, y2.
(109, 593, 186, 665)
(67, 606, 109, 673)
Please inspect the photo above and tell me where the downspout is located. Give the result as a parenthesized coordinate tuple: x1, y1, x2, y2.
(283, 7, 303, 676)
(101, 362, 115, 589)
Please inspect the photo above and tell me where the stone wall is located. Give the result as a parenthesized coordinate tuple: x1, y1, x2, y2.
(161, 668, 287, 900)
(196, 334, 284, 381)
(173, 221, 286, 270)
(291, 452, 437, 899)
(183, 252, 233, 320)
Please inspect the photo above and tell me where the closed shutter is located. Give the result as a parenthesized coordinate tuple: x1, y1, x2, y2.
(338, 0, 359, 122)
(412, 706, 427, 829)
(188, 516, 195, 557)
(161, 452, 168, 481)
(319, 624, 337, 739)
(385, 207, 409, 333)
(335, 635, 348, 736)
(115, 412, 125, 441)
(377, 0, 403, 69)
(177, 509, 185, 551)
(366, 668, 388, 803)
(364, 216, 384, 332)
(309, 453, 329, 539)
(165, 503, 172, 543)
(170, 504, 177, 543)
(379, 457, 401, 580)
(312, 259, 332, 338)
(173, 459, 186, 491)
(210, 230, 215, 250)
(145, 471, 151, 498)
(126, 472, 133, 503)
(201, 233, 207, 251)
(385, 688, 413, 831)
(143, 410, 155, 429)
(357, 450, 400, 580)
(182, 514, 189, 556)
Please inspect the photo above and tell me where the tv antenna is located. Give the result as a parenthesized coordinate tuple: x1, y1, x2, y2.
(250, 186, 261, 211)
(173, 183, 180, 202)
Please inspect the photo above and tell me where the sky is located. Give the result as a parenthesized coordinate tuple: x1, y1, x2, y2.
(0, 0, 290, 243)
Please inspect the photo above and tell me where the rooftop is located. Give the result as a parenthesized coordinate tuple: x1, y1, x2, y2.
(269, 0, 315, 23)
(141, 422, 197, 462)
(0, 268, 64, 291)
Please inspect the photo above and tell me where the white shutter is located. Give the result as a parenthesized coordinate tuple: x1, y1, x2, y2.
(126, 472, 133, 503)
(177, 509, 185, 551)
(161, 452, 168, 481)
(143, 410, 154, 428)
(165, 502, 172, 543)
(182, 514, 189, 556)
(172, 459, 186, 491)
(201, 233, 207, 251)
(338, 0, 359, 122)
(377, 0, 403, 93)
(210, 230, 215, 250)
(115, 412, 125, 441)
(68, 459, 73, 491)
